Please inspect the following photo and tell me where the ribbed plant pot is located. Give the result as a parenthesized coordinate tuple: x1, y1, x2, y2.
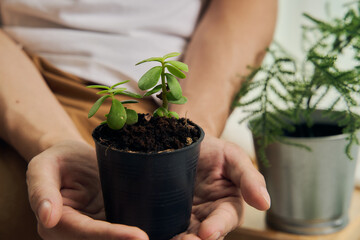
(92, 124, 204, 240)
(253, 110, 359, 235)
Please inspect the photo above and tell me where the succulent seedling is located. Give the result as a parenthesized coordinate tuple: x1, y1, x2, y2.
(136, 52, 188, 118)
(87, 81, 142, 130)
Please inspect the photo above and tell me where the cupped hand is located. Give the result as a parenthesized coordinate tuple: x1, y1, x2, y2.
(26, 140, 148, 240)
(174, 135, 270, 240)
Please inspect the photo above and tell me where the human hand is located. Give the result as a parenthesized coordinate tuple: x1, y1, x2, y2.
(174, 135, 270, 240)
(26, 140, 148, 240)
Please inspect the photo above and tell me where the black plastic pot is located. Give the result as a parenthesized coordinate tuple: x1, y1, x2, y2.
(92, 124, 204, 240)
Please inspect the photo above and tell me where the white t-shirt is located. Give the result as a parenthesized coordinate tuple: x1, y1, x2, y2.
(0, 0, 204, 93)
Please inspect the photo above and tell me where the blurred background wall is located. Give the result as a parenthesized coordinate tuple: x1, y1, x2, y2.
(275, 0, 347, 58)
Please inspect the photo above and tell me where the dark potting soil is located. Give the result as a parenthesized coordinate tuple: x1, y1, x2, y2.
(284, 123, 343, 138)
(93, 114, 201, 153)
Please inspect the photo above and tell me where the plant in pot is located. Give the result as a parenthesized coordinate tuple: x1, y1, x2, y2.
(233, 3, 360, 236)
(87, 52, 204, 240)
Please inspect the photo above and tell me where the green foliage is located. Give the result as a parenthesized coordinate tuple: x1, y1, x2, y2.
(87, 52, 188, 129)
(87, 81, 141, 130)
(165, 73, 182, 99)
(234, 2, 360, 165)
(136, 52, 188, 119)
(138, 66, 162, 90)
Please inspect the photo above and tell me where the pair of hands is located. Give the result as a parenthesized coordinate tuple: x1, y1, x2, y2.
(26, 135, 270, 240)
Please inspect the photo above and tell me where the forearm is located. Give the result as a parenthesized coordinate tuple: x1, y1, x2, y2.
(0, 30, 84, 161)
(171, 0, 277, 136)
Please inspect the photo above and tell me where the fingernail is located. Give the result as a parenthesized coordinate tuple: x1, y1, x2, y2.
(206, 232, 221, 240)
(37, 200, 52, 226)
(260, 186, 271, 208)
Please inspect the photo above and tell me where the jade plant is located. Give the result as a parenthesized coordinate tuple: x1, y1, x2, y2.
(87, 52, 188, 130)
(136, 52, 188, 118)
(87, 81, 142, 130)
(233, 2, 360, 165)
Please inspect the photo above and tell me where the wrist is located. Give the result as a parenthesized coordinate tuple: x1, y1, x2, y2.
(17, 131, 85, 162)
(38, 132, 86, 154)
(170, 105, 222, 137)
(2, 105, 86, 161)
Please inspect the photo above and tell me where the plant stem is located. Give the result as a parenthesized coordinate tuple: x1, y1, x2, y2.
(161, 62, 168, 110)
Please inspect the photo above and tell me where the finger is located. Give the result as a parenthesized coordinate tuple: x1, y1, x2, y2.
(172, 233, 201, 240)
(197, 198, 243, 240)
(180, 234, 202, 240)
(27, 151, 63, 228)
(171, 215, 201, 240)
(39, 206, 149, 240)
(223, 142, 271, 210)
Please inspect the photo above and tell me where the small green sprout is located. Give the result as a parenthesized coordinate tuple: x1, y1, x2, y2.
(87, 80, 142, 130)
(136, 52, 188, 118)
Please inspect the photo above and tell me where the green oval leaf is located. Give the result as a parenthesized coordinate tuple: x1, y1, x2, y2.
(120, 100, 139, 104)
(153, 107, 168, 117)
(86, 85, 110, 90)
(110, 80, 130, 89)
(166, 60, 188, 72)
(115, 91, 142, 98)
(163, 52, 181, 59)
(96, 90, 110, 95)
(166, 91, 179, 101)
(165, 73, 182, 100)
(138, 66, 162, 90)
(135, 57, 163, 66)
(125, 108, 138, 125)
(107, 99, 127, 130)
(108, 88, 126, 94)
(166, 65, 186, 79)
(144, 84, 162, 97)
(88, 95, 111, 118)
(168, 111, 179, 119)
(168, 95, 188, 105)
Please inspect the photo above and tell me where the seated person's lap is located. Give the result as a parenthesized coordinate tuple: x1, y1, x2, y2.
(0, 54, 157, 239)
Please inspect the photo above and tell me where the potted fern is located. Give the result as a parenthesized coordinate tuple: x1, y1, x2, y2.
(234, 3, 360, 235)
(88, 52, 204, 240)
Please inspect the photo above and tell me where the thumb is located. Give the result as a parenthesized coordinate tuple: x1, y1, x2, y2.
(27, 151, 63, 228)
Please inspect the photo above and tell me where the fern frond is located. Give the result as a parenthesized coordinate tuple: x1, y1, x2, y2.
(234, 2, 360, 165)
